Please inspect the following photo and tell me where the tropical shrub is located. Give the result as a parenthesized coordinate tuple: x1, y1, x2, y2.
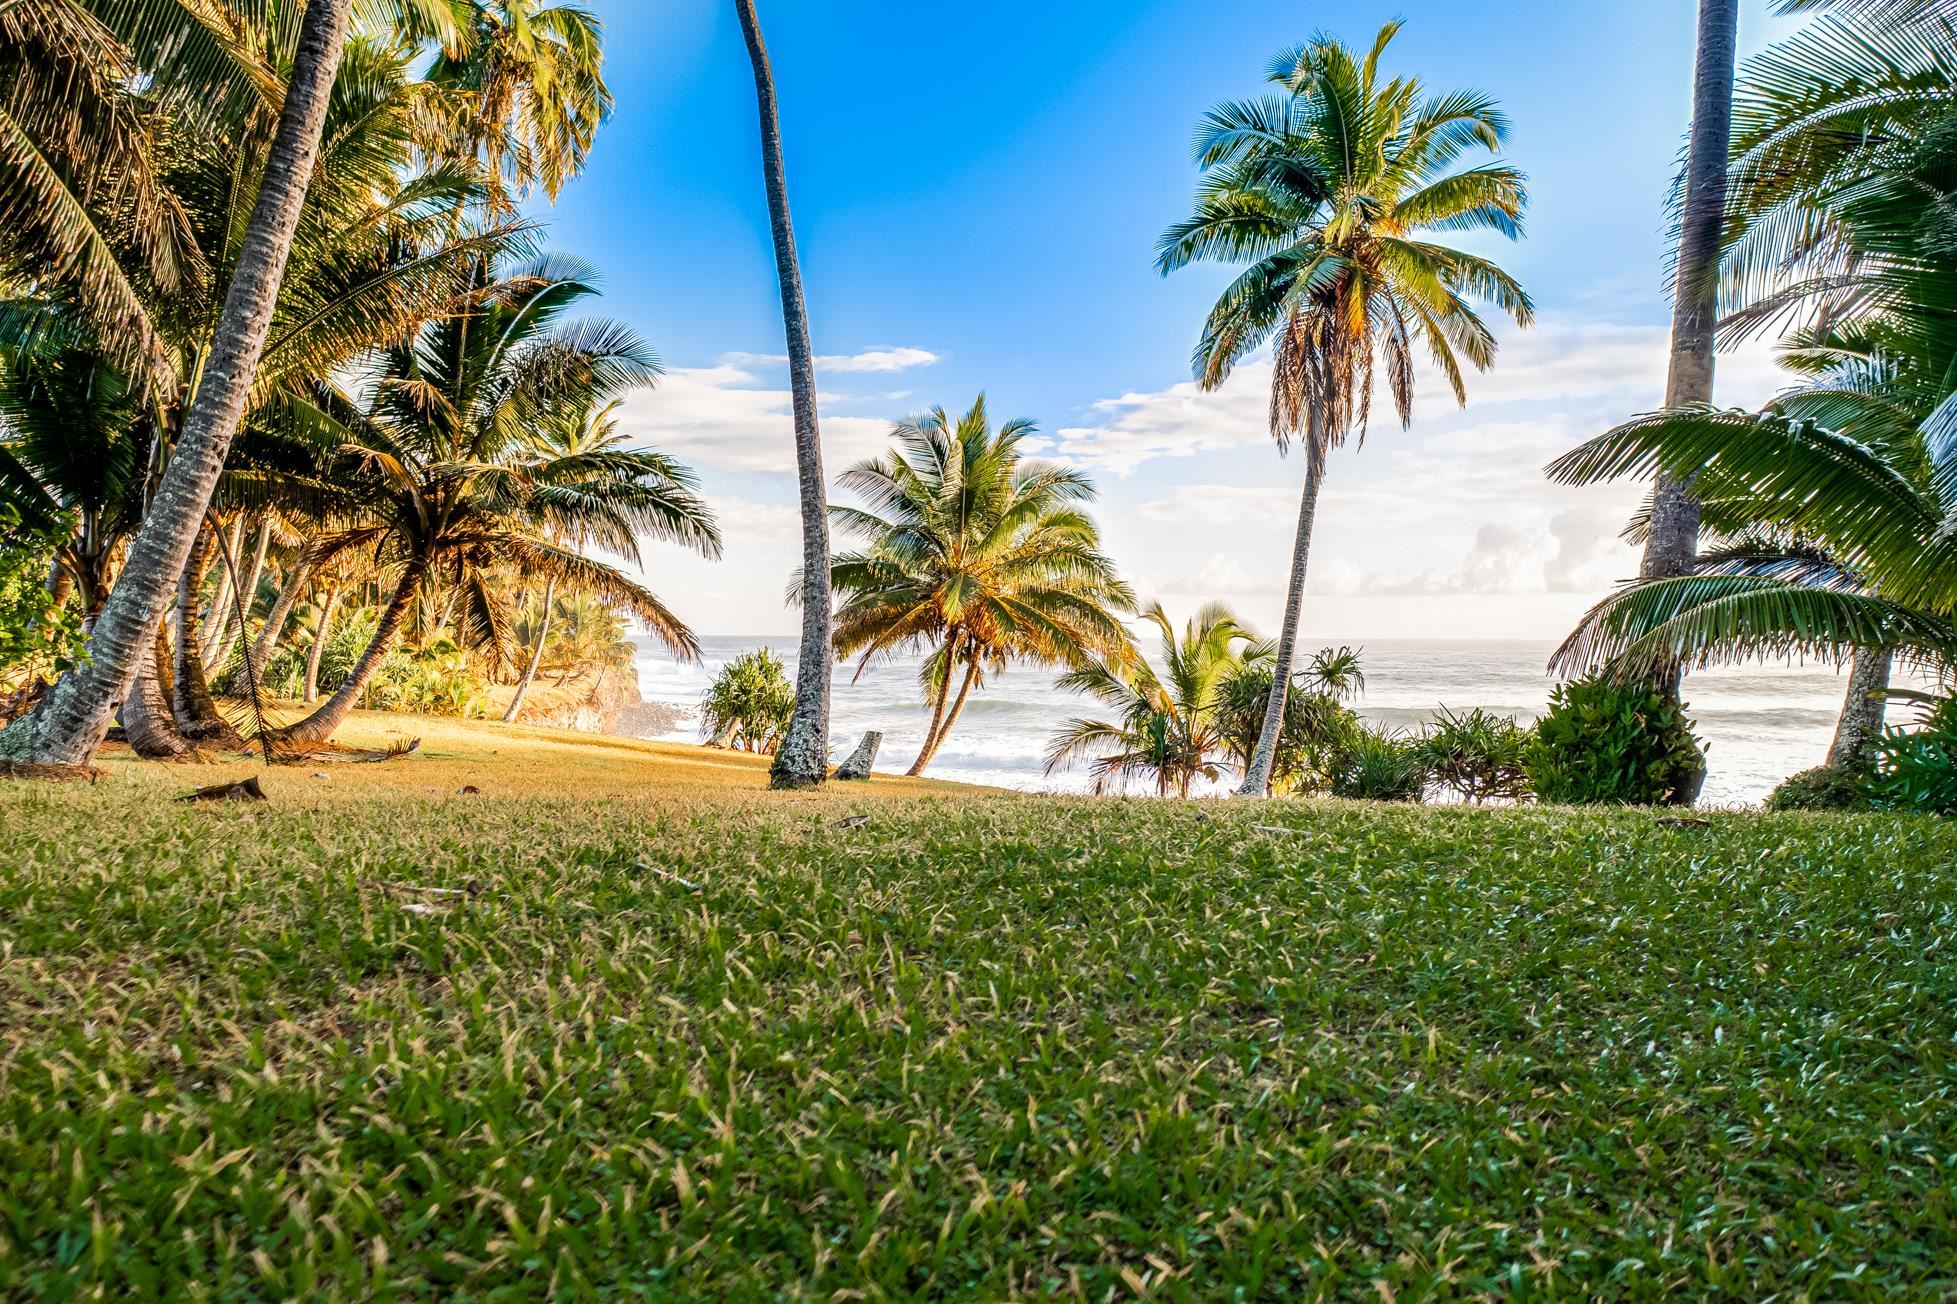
(702, 649, 795, 754)
(1765, 765, 1874, 813)
(0, 510, 83, 701)
(1330, 727, 1427, 802)
(370, 642, 490, 718)
(1867, 697, 1957, 815)
(1525, 677, 1705, 806)
(1213, 664, 1360, 797)
(1420, 707, 1532, 804)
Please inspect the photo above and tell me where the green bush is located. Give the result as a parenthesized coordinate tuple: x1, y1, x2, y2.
(1330, 726, 1427, 801)
(1868, 696, 1957, 815)
(1525, 676, 1705, 806)
(1765, 765, 1874, 812)
(1420, 706, 1531, 803)
(701, 648, 795, 753)
(1213, 664, 1359, 796)
(0, 507, 84, 700)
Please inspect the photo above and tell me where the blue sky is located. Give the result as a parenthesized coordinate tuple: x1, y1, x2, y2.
(535, 1, 1806, 639)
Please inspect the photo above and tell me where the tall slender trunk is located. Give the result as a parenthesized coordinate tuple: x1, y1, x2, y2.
(13, 0, 355, 768)
(171, 524, 243, 746)
(502, 576, 556, 723)
(910, 651, 980, 777)
(278, 558, 427, 745)
(209, 517, 273, 673)
(1828, 646, 1892, 770)
(199, 517, 240, 647)
(735, 0, 833, 789)
(122, 628, 193, 760)
(907, 629, 960, 775)
(303, 583, 343, 703)
(248, 554, 314, 685)
(1640, 0, 1736, 804)
(1238, 430, 1327, 797)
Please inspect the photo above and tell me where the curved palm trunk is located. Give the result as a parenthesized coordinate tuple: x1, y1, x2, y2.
(1828, 646, 1891, 770)
(123, 628, 193, 760)
(172, 525, 244, 747)
(906, 630, 961, 775)
(199, 517, 240, 646)
(735, 0, 833, 790)
(1238, 442, 1326, 797)
(209, 517, 273, 674)
(303, 583, 343, 703)
(278, 558, 427, 746)
(1640, 0, 1736, 803)
(11, 0, 355, 768)
(502, 576, 556, 723)
(910, 653, 980, 777)
(248, 555, 314, 685)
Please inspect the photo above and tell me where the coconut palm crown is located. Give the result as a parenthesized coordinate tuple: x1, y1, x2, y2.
(827, 396, 1136, 775)
(1158, 20, 1533, 795)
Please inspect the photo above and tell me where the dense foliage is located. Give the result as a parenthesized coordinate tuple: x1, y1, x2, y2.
(7, 738, 1954, 1296)
(1526, 677, 1705, 806)
(0, 508, 82, 699)
(1868, 696, 1957, 815)
(1330, 726, 1428, 802)
(701, 648, 796, 754)
(1419, 706, 1531, 804)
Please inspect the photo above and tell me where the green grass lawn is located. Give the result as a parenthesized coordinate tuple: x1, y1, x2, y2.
(2, 714, 1955, 1298)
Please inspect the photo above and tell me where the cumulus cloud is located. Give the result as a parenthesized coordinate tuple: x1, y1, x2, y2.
(1155, 553, 1287, 597)
(612, 357, 907, 474)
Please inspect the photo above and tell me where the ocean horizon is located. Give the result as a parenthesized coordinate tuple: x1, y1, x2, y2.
(630, 634, 1876, 806)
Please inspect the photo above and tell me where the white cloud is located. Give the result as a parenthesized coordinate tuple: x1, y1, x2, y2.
(614, 358, 899, 474)
(725, 346, 942, 374)
(1155, 553, 1286, 597)
(1047, 317, 1789, 475)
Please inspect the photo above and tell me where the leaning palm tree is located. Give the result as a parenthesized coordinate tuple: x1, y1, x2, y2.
(6, 0, 378, 766)
(733, 0, 832, 789)
(270, 254, 718, 746)
(1159, 22, 1533, 796)
(1046, 601, 1253, 798)
(827, 397, 1136, 775)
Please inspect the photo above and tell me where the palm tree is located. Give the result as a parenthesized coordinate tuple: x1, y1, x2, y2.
(1642, 0, 1739, 600)
(10, 0, 358, 767)
(271, 254, 718, 745)
(1046, 602, 1254, 798)
(828, 397, 1136, 775)
(1547, 0, 1957, 772)
(1159, 22, 1533, 796)
(418, 0, 613, 210)
(732, 0, 832, 790)
(500, 398, 668, 722)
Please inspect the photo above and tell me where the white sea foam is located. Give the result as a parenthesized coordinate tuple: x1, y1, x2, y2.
(631, 634, 1891, 806)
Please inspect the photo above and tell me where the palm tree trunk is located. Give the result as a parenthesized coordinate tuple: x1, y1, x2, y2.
(735, 0, 833, 790)
(209, 517, 273, 674)
(1828, 646, 1892, 770)
(502, 576, 556, 723)
(10, 0, 355, 768)
(171, 524, 244, 747)
(1643, 0, 1737, 584)
(199, 517, 239, 647)
(122, 628, 193, 760)
(278, 557, 427, 746)
(1636, 0, 1735, 804)
(910, 652, 980, 777)
(906, 630, 960, 775)
(248, 556, 313, 686)
(1238, 438, 1327, 797)
(303, 583, 343, 704)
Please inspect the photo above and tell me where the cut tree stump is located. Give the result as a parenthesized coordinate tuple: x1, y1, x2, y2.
(836, 731, 882, 780)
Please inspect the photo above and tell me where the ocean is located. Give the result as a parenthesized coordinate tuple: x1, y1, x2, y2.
(631, 635, 1876, 806)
